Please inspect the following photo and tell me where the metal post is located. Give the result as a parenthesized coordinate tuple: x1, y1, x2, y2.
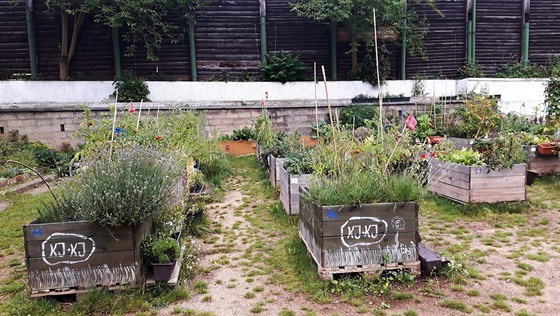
(467, 21, 473, 64)
(259, 0, 267, 65)
(400, 0, 407, 80)
(472, 0, 476, 64)
(112, 28, 121, 80)
(523, 22, 530, 66)
(188, 19, 197, 81)
(25, 0, 37, 79)
(331, 24, 337, 80)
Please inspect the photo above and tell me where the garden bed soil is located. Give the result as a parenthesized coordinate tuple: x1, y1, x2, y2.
(428, 158, 527, 203)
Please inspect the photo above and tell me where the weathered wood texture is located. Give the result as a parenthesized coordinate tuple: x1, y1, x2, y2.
(0, 0, 29, 76)
(529, 0, 560, 65)
(448, 137, 475, 150)
(23, 220, 151, 296)
(476, 0, 523, 75)
(268, 155, 285, 189)
(278, 164, 310, 215)
(407, 0, 466, 79)
(194, 0, 261, 80)
(428, 158, 527, 203)
(266, 0, 331, 79)
(298, 191, 420, 277)
(3, 0, 560, 80)
(525, 145, 560, 174)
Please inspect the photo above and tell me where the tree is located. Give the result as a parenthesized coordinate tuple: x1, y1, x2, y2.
(42, 0, 202, 80)
(290, 0, 438, 80)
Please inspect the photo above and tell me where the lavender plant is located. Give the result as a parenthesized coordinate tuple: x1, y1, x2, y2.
(37, 145, 183, 227)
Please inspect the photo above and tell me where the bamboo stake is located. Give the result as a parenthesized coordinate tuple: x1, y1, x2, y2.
(373, 8, 383, 137)
(321, 65, 341, 175)
(109, 90, 118, 158)
(136, 99, 143, 131)
(314, 62, 319, 139)
(156, 103, 160, 119)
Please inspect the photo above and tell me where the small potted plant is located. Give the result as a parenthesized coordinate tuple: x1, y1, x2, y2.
(142, 235, 181, 281)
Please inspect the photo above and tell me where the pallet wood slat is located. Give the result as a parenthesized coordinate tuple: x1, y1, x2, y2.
(24, 220, 151, 294)
(299, 190, 420, 279)
(278, 164, 310, 215)
(428, 158, 527, 203)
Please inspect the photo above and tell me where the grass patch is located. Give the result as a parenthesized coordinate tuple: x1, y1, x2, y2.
(440, 299, 472, 313)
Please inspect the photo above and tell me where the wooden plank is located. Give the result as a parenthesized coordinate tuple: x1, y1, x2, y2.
(470, 164, 526, 178)
(321, 231, 418, 252)
(429, 159, 471, 175)
(470, 175, 526, 189)
(319, 202, 418, 221)
(418, 243, 444, 274)
(26, 250, 136, 273)
(321, 216, 418, 238)
(471, 193, 527, 203)
(470, 186, 526, 197)
(529, 155, 560, 174)
(25, 234, 134, 258)
(23, 221, 135, 242)
(428, 168, 471, 190)
(278, 164, 290, 215)
(274, 158, 286, 189)
(428, 180, 470, 204)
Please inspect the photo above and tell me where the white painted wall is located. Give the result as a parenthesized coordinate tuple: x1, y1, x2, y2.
(0, 79, 550, 115)
(457, 78, 549, 117)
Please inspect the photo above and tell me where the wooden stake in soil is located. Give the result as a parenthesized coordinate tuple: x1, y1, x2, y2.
(109, 90, 118, 158)
(136, 99, 143, 131)
(314, 62, 319, 139)
(321, 65, 342, 175)
(373, 8, 384, 137)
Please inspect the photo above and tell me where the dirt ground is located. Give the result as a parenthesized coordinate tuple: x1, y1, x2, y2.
(159, 170, 560, 316)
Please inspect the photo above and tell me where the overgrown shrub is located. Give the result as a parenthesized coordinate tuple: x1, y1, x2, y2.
(494, 61, 547, 78)
(37, 145, 183, 227)
(260, 51, 307, 83)
(112, 70, 150, 102)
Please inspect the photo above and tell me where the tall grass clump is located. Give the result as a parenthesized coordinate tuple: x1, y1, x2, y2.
(37, 145, 183, 227)
(305, 124, 427, 206)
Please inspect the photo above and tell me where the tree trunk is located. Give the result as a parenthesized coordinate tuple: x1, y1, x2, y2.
(58, 11, 86, 80)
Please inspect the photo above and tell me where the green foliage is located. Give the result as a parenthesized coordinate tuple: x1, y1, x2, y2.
(411, 114, 436, 141)
(472, 134, 529, 170)
(220, 127, 256, 141)
(260, 51, 307, 83)
(36, 145, 183, 227)
(94, 0, 203, 62)
(442, 95, 502, 138)
(75, 108, 229, 186)
(141, 235, 180, 263)
(495, 61, 547, 78)
(438, 148, 485, 166)
(112, 70, 150, 102)
(306, 127, 427, 205)
(283, 149, 314, 175)
(0, 67, 12, 80)
(457, 62, 483, 78)
(338, 105, 378, 129)
(545, 77, 560, 127)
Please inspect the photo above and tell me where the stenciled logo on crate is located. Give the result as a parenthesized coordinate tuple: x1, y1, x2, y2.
(340, 216, 388, 248)
(41, 233, 96, 266)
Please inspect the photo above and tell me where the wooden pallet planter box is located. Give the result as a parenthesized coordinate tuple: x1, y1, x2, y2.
(447, 137, 475, 150)
(428, 158, 527, 203)
(23, 220, 152, 297)
(524, 145, 560, 174)
(278, 164, 310, 215)
(219, 140, 256, 156)
(268, 155, 286, 189)
(298, 190, 420, 280)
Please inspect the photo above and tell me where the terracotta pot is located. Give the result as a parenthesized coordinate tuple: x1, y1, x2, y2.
(427, 136, 445, 145)
(537, 143, 558, 156)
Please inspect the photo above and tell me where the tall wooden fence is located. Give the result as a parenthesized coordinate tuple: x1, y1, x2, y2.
(1, 0, 559, 81)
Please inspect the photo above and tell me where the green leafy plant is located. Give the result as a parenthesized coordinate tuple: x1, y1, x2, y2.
(494, 61, 547, 78)
(338, 105, 379, 129)
(112, 70, 150, 102)
(437, 148, 485, 166)
(458, 62, 483, 78)
(36, 145, 183, 227)
(545, 77, 560, 127)
(141, 235, 180, 263)
(411, 114, 436, 142)
(442, 95, 502, 139)
(260, 51, 307, 83)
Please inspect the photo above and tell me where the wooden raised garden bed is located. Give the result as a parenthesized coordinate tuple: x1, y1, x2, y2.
(23, 220, 151, 297)
(428, 158, 527, 203)
(219, 140, 256, 156)
(268, 155, 286, 190)
(524, 145, 560, 174)
(278, 164, 310, 215)
(299, 190, 420, 280)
